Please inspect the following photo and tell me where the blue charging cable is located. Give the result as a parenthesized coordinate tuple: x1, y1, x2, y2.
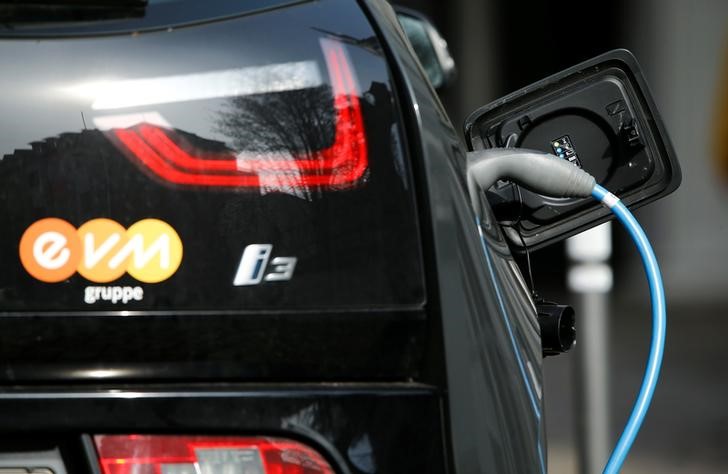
(592, 184, 666, 474)
(467, 150, 667, 473)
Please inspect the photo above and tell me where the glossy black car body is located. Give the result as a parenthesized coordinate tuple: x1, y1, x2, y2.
(0, 1, 543, 472)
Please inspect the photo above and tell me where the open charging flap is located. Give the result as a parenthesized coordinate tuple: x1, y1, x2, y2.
(464, 49, 681, 251)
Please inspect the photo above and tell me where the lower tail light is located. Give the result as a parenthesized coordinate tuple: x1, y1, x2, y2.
(94, 435, 335, 474)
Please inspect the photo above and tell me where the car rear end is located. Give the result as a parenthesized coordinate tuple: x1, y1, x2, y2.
(0, 0, 447, 472)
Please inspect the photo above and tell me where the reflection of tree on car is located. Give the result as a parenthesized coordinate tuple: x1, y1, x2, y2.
(214, 85, 335, 200)
(214, 80, 396, 199)
(215, 85, 336, 157)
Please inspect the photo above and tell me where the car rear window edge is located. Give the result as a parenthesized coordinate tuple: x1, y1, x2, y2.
(0, 0, 312, 39)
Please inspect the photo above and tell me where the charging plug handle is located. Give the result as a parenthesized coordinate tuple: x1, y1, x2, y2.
(466, 148, 596, 215)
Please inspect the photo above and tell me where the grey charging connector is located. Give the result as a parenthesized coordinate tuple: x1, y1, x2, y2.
(466, 148, 595, 215)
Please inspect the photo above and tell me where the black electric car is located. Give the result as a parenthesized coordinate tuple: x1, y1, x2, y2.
(0, 1, 680, 473)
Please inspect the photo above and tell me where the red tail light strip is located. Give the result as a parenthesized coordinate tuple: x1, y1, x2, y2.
(94, 435, 335, 474)
(112, 39, 367, 188)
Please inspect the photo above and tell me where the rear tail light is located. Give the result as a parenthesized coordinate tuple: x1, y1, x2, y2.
(111, 39, 367, 190)
(94, 435, 335, 474)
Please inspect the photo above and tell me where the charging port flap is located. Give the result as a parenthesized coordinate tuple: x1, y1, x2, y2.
(464, 49, 681, 251)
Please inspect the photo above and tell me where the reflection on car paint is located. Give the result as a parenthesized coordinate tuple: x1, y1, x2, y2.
(63, 61, 322, 111)
(102, 40, 368, 194)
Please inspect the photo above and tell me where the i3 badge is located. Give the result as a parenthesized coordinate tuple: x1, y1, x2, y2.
(233, 244, 297, 286)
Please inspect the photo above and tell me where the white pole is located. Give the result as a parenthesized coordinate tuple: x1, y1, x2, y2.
(566, 222, 612, 474)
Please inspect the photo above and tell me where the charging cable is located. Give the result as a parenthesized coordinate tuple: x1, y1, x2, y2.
(468, 149, 666, 474)
(591, 183, 665, 474)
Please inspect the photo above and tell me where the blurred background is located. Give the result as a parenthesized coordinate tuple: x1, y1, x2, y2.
(395, 0, 728, 472)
